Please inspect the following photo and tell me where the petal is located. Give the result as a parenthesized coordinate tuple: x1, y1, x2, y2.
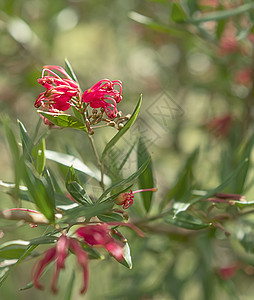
(105, 241, 124, 261)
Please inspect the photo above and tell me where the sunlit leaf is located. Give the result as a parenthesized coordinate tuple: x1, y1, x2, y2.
(164, 212, 210, 230)
(38, 111, 87, 131)
(32, 138, 45, 175)
(0, 240, 30, 259)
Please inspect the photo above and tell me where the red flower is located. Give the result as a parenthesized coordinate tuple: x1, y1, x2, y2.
(82, 79, 122, 119)
(207, 114, 233, 138)
(34, 65, 80, 112)
(115, 188, 157, 209)
(218, 264, 238, 280)
(234, 68, 252, 86)
(32, 234, 89, 294)
(75, 223, 124, 261)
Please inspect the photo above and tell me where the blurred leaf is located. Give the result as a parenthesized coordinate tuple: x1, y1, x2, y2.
(66, 166, 93, 205)
(233, 135, 254, 194)
(234, 200, 254, 208)
(98, 211, 124, 222)
(38, 111, 87, 131)
(18, 119, 34, 160)
(101, 94, 142, 161)
(186, 3, 254, 23)
(65, 58, 79, 83)
(0, 244, 37, 287)
(64, 270, 75, 300)
(137, 137, 154, 212)
(118, 137, 138, 171)
(23, 163, 55, 223)
(192, 159, 249, 205)
(164, 212, 210, 230)
(19, 281, 33, 291)
(216, 18, 227, 39)
(0, 240, 30, 259)
(4, 121, 21, 199)
(31, 138, 46, 175)
(161, 148, 198, 208)
(45, 150, 104, 183)
(98, 155, 151, 202)
(171, 3, 187, 23)
(172, 202, 191, 216)
(129, 12, 189, 36)
(29, 236, 57, 245)
(80, 244, 104, 260)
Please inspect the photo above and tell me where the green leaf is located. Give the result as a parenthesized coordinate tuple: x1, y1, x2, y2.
(118, 137, 138, 171)
(0, 244, 38, 287)
(98, 211, 124, 222)
(186, 3, 254, 24)
(119, 242, 132, 269)
(191, 159, 249, 205)
(66, 166, 93, 205)
(164, 212, 210, 230)
(64, 270, 75, 300)
(98, 155, 151, 202)
(45, 150, 106, 183)
(234, 200, 254, 208)
(129, 11, 189, 37)
(0, 240, 30, 259)
(65, 58, 79, 83)
(31, 138, 45, 175)
(161, 148, 198, 208)
(171, 3, 187, 23)
(60, 201, 113, 223)
(38, 111, 87, 131)
(80, 244, 104, 260)
(137, 137, 154, 212)
(29, 236, 58, 245)
(233, 135, 254, 194)
(101, 94, 142, 161)
(4, 121, 21, 199)
(18, 120, 34, 160)
(23, 163, 55, 223)
(172, 202, 191, 216)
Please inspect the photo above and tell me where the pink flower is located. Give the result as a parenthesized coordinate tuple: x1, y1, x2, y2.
(115, 188, 157, 209)
(75, 223, 124, 261)
(32, 234, 89, 294)
(34, 65, 80, 112)
(234, 68, 252, 86)
(82, 79, 122, 119)
(207, 114, 233, 138)
(69, 238, 89, 294)
(218, 264, 238, 279)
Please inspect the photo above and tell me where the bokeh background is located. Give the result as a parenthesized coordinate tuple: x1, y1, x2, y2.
(1, 0, 254, 299)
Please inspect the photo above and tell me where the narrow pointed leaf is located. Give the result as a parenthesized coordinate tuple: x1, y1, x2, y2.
(66, 166, 93, 205)
(98, 155, 151, 202)
(32, 138, 45, 175)
(137, 137, 154, 212)
(18, 120, 34, 160)
(101, 95, 142, 161)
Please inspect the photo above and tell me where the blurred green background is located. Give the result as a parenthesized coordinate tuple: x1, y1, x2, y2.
(1, 0, 254, 299)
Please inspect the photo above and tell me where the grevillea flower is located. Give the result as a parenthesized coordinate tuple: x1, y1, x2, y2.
(115, 188, 157, 209)
(34, 65, 80, 112)
(32, 234, 89, 294)
(75, 223, 124, 261)
(82, 79, 122, 119)
(207, 114, 233, 138)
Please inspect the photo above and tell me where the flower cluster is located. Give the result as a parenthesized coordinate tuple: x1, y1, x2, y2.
(32, 234, 89, 294)
(32, 222, 143, 294)
(34, 65, 81, 112)
(82, 79, 122, 119)
(34, 65, 123, 125)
